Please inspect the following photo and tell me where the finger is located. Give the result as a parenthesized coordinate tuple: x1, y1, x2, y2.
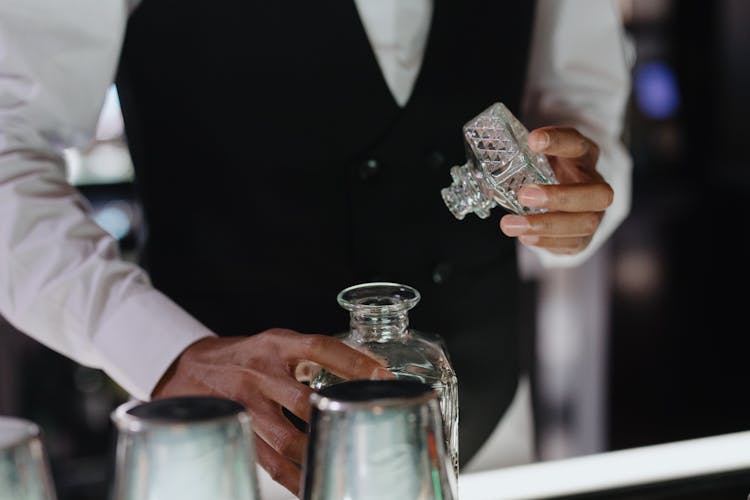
(254, 435, 302, 497)
(500, 212, 603, 238)
(518, 235, 593, 255)
(528, 126, 599, 162)
(287, 334, 395, 381)
(254, 373, 315, 423)
(244, 399, 308, 465)
(517, 183, 613, 212)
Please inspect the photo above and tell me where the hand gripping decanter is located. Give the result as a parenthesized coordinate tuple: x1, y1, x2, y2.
(441, 102, 558, 218)
(310, 283, 459, 476)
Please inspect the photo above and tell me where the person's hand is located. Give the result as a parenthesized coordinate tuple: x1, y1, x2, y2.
(499, 126, 614, 255)
(151, 330, 393, 496)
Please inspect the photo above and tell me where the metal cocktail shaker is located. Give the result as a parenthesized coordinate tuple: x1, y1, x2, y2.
(0, 416, 57, 500)
(111, 396, 260, 500)
(301, 379, 457, 500)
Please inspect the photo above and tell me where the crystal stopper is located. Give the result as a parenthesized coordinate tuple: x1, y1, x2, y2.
(441, 102, 558, 219)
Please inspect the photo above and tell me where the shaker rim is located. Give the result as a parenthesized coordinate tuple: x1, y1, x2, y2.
(310, 379, 438, 412)
(111, 396, 251, 433)
(0, 416, 41, 451)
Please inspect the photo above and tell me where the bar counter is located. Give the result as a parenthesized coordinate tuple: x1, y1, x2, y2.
(258, 430, 750, 499)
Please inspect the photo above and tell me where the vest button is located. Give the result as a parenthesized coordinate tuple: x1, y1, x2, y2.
(432, 262, 453, 285)
(358, 158, 381, 180)
(425, 150, 446, 170)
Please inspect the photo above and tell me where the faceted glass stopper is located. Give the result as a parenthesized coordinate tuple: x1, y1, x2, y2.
(441, 102, 558, 219)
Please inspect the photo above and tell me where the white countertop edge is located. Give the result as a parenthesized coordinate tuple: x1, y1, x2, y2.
(458, 430, 750, 499)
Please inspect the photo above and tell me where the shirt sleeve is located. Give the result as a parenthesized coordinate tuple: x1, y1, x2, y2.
(0, 0, 215, 401)
(519, 0, 634, 270)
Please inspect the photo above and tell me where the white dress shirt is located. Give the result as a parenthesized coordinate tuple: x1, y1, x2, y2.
(0, 0, 632, 402)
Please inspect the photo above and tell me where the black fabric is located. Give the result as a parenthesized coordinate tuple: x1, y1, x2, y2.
(116, 0, 535, 465)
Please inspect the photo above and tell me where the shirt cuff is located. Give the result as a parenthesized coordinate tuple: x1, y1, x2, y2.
(92, 289, 216, 401)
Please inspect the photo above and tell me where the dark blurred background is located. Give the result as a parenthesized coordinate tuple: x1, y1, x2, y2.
(1, 1, 750, 498)
(608, 0, 750, 450)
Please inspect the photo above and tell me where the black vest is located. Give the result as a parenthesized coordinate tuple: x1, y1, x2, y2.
(116, 0, 535, 464)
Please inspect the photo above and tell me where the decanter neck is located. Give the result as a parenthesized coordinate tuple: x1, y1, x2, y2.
(337, 282, 420, 342)
(349, 310, 410, 342)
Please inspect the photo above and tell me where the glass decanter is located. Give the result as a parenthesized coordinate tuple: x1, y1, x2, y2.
(441, 101, 558, 219)
(309, 282, 459, 475)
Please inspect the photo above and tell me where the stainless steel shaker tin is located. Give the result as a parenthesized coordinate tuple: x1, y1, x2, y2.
(111, 396, 260, 500)
(0, 416, 57, 500)
(303, 380, 457, 500)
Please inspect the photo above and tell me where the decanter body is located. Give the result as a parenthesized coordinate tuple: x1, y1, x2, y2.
(441, 102, 558, 219)
(309, 283, 459, 475)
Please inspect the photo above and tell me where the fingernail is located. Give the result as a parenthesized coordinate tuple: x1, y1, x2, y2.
(531, 131, 550, 150)
(500, 215, 529, 236)
(518, 185, 547, 206)
(371, 367, 394, 380)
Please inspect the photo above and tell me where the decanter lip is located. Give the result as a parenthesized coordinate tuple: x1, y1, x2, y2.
(337, 282, 421, 314)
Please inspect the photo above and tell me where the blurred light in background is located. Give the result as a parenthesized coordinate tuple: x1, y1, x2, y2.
(634, 61, 681, 120)
(613, 247, 663, 301)
(92, 202, 133, 241)
(65, 85, 134, 186)
(95, 86, 125, 142)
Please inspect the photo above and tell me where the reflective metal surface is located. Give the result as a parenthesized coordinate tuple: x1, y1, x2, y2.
(0, 416, 57, 500)
(302, 380, 457, 500)
(111, 396, 260, 500)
